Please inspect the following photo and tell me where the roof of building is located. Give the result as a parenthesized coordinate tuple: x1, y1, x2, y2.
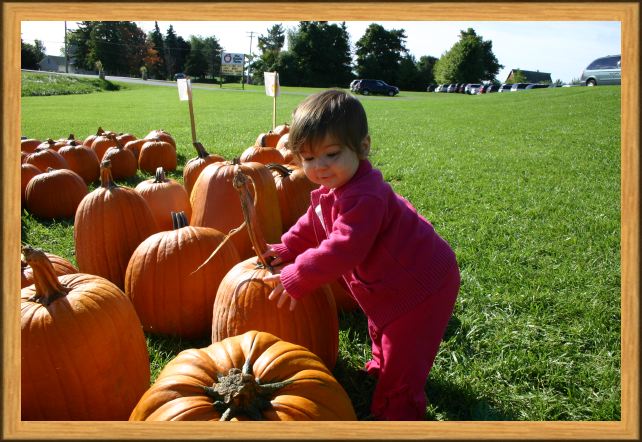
(507, 69, 553, 83)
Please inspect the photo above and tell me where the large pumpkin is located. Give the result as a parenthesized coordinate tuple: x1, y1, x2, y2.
(21, 138, 43, 154)
(102, 142, 138, 180)
(190, 159, 282, 260)
(21, 247, 150, 420)
(138, 137, 177, 174)
(90, 132, 118, 161)
(144, 129, 176, 151)
(239, 144, 285, 165)
(24, 147, 68, 172)
(125, 211, 239, 338)
(25, 168, 88, 219)
(20, 163, 41, 206)
(183, 142, 225, 196)
(211, 169, 338, 369)
(129, 330, 356, 421)
(74, 160, 159, 289)
(135, 167, 192, 231)
(57, 140, 100, 184)
(267, 163, 319, 232)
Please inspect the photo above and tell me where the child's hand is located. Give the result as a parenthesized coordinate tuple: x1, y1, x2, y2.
(263, 273, 298, 311)
(260, 246, 283, 266)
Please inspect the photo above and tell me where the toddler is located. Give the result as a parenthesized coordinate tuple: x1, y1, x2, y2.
(262, 89, 460, 420)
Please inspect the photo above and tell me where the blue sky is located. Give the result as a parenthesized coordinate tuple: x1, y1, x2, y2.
(21, 20, 621, 83)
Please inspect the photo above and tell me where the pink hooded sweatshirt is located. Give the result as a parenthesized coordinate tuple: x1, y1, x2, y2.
(270, 160, 458, 328)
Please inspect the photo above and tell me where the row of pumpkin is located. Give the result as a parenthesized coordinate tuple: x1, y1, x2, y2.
(20, 126, 360, 421)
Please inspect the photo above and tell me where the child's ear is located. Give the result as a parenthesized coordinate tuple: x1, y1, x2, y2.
(360, 135, 371, 159)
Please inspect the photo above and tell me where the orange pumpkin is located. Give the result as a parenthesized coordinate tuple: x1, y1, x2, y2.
(116, 132, 137, 145)
(90, 132, 118, 161)
(20, 163, 41, 206)
(239, 144, 285, 165)
(129, 331, 355, 421)
(24, 147, 68, 172)
(190, 159, 282, 259)
(21, 246, 150, 420)
(21, 250, 78, 288)
(25, 168, 88, 219)
(57, 140, 100, 184)
(36, 138, 58, 151)
(123, 138, 147, 161)
(267, 163, 319, 232)
(211, 169, 338, 369)
(82, 126, 105, 147)
(144, 129, 176, 151)
(183, 142, 225, 196)
(273, 123, 290, 138)
(21, 138, 42, 153)
(125, 211, 240, 338)
(135, 167, 192, 231)
(74, 160, 159, 289)
(254, 130, 281, 148)
(275, 133, 297, 165)
(53, 134, 77, 150)
(138, 137, 177, 174)
(102, 142, 138, 180)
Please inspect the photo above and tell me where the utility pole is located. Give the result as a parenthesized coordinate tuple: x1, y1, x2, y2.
(64, 21, 69, 73)
(246, 31, 256, 85)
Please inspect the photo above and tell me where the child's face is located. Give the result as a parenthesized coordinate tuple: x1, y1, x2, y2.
(299, 134, 362, 189)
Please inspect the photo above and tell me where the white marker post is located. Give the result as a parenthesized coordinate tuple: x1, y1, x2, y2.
(264, 72, 280, 130)
(177, 77, 197, 144)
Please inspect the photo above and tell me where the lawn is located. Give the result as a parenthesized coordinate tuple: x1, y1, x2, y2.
(20, 73, 621, 421)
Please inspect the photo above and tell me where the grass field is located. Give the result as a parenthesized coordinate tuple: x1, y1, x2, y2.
(20, 73, 621, 421)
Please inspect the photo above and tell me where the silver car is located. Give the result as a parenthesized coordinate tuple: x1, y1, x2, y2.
(580, 55, 621, 86)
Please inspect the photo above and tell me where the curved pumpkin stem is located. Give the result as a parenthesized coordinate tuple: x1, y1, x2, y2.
(99, 160, 117, 189)
(265, 163, 292, 178)
(96, 126, 104, 136)
(193, 142, 210, 159)
(171, 211, 189, 229)
(22, 246, 70, 306)
(153, 167, 167, 183)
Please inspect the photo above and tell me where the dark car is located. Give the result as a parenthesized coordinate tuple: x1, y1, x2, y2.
(426, 84, 437, 92)
(174, 72, 186, 80)
(498, 83, 513, 93)
(484, 84, 499, 93)
(354, 79, 399, 96)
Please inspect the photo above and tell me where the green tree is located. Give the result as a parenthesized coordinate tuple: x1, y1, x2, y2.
(251, 24, 287, 82)
(185, 37, 209, 79)
(163, 25, 179, 78)
(287, 21, 353, 87)
(21, 39, 44, 69)
(507, 69, 527, 84)
(202, 36, 223, 79)
(397, 54, 422, 91)
(148, 22, 166, 79)
(355, 24, 408, 85)
(417, 55, 438, 86)
(433, 28, 503, 84)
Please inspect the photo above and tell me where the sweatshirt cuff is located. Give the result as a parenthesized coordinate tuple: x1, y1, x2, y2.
(279, 264, 310, 300)
(268, 243, 295, 263)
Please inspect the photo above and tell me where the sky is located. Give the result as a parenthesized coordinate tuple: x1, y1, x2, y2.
(20, 20, 621, 83)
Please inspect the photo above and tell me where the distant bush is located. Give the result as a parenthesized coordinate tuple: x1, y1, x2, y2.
(21, 72, 122, 97)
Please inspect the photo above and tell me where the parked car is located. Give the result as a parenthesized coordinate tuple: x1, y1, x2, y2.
(174, 72, 185, 80)
(498, 84, 513, 93)
(510, 83, 532, 91)
(446, 84, 459, 93)
(580, 54, 621, 86)
(349, 79, 361, 92)
(525, 83, 551, 90)
(353, 79, 399, 96)
(426, 84, 437, 92)
(465, 83, 482, 94)
(483, 84, 498, 93)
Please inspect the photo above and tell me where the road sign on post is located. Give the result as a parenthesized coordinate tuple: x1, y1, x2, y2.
(220, 52, 245, 89)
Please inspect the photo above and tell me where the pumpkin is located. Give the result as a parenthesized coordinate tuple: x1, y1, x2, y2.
(24, 146, 68, 172)
(211, 169, 338, 369)
(35, 138, 57, 151)
(273, 123, 290, 138)
(57, 140, 100, 184)
(20, 163, 41, 206)
(21, 138, 42, 153)
(134, 167, 192, 231)
(275, 133, 297, 165)
(90, 132, 118, 161)
(183, 142, 225, 196)
(102, 142, 138, 180)
(53, 133, 77, 150)
(267, 163, 319, 232)
(82, 126, 105, 147)
(138, 137, 177, 174)
(190, 159, 282, 260)
(129, 330, 355, 421)
(21, 246, 150, 420)
(239, 144, 285, 165)
(25, 168, 88, 219)
(21, 249, 78, 288)
(123, 138, 147, 161)
(254, 130, 281, 148)
(144, 129, 176, 151)
(74, 160, 159, 289)
(125, 211, 240, 338)
(116, 132, 137, 145)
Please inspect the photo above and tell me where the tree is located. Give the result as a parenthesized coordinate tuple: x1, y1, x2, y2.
(147, 22, 166, 79)
(251, 24, 287, 81)
(202, 36, 223, 79)
(21, 39, 44, 69)
(433, 28, 503, 84)
(397, 54, 422, 91)
(355, 24, 408, 85)
(287, 21, 353, 87)
(164, 25, 179, 78)
(185, 36, 209, 79)
(507, 69, 527, 84)
(416, 55, 438, 86)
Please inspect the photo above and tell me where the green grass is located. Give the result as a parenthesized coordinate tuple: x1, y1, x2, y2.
(20, 72, 621, 421)
(21, 71, 122, 96)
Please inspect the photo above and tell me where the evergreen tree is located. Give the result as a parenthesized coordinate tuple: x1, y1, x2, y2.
(251, 24, 286, 81)
(164, 25, 179, 78)
(203, 36, 222, 79)
(185, 37, 209, 79)
(148, 22, 166, 79)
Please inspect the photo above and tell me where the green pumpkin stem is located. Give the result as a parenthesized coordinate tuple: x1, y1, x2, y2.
(22, 246, 70, 306)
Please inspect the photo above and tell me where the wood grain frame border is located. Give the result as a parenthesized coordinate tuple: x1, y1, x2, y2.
(2, 2, 639, 440)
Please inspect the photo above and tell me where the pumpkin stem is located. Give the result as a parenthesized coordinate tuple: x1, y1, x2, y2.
(96, 126, 104, 136)
(193, 142, 210, 159)
(171, 211, 189, 229)
(67, 133, 75, 141)
(153, 167, 167, 183)
(202, 365, 292, 421)
(232, 167, 272, 270)
(265, 163, 292, 177)
(99, 160, 117, 189)
(21, 246, 70, 306)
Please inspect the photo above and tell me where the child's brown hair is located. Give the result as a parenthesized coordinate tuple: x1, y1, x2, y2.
(288, 89, 369, 159)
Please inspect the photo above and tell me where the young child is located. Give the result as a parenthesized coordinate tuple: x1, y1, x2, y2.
(262, 89, 460, 421)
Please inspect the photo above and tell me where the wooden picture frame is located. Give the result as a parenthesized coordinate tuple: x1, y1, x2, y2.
(3, 2, 639, 439)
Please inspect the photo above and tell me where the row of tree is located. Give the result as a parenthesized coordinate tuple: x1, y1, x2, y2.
(21, 21, 504, 91)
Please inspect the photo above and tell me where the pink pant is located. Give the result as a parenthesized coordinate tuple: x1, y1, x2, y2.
(365, 267, 460, 420)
